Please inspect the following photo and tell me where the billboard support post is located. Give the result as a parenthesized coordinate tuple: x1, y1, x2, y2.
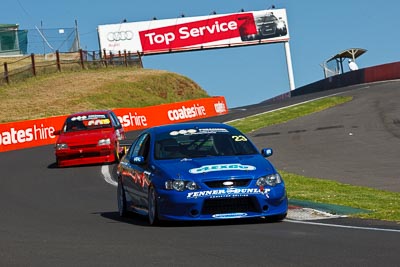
(284, 41, 295, 91)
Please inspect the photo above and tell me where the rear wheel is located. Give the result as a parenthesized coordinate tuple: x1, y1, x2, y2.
(117, 179, 128, 217)
(148, 186, 159, 226)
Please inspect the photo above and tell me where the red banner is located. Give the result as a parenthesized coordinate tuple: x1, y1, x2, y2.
(139, 13, 257, 52)
(0, 97, 228, 152)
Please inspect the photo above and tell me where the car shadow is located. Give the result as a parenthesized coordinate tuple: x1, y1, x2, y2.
(47, 162, 117, 169)
(47, 162, 58, 169)
(98, 211, 281, 227)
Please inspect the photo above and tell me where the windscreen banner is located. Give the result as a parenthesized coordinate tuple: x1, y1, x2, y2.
(98, 9, 289, 55)
(0, 96, 228, 152)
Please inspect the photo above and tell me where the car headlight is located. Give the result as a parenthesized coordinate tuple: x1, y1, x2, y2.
(165, 180, 200, 191)
(276, 21, 286, 30)
(116, 129, 123, 140)
(98, 138, 111, 146)
(56, 143, 68, 150)
(256, 173, 282, 187)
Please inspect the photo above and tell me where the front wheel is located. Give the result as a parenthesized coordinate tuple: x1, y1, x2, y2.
(114, 143, 121, 163)
(117, 179, 128, 217)
(267, 213, 287, 222)
(148, 186, 159, 226)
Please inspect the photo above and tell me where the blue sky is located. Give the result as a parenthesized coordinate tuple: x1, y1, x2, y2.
(4, 0, 400, 107)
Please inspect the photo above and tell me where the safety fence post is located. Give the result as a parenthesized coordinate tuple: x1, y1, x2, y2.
(31, 53, 36, 77)
(56, 50, 61, 72)
(3, 62, 9, 84)
(137, 51, 143, 68)
(124, 50, 128, 67)
(79, 49, 85, 69)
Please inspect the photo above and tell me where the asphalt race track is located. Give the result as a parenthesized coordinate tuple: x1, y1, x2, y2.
(248, 81, 400, 192)
(1, 81, 400, 266)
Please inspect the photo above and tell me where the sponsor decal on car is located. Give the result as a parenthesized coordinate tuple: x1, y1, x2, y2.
(169, 127, 229, 136)
(169, 129, 198, 136)
(212, 213, 248, 219)
(198, 128, 229, 134)
(189, 164, 256, 174)
(187, 188, 271, 199)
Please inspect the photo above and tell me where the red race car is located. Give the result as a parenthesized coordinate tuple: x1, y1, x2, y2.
(54, 110, 126, 167)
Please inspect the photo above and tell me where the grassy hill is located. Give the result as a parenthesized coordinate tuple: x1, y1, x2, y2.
(0, 67, 209, 123)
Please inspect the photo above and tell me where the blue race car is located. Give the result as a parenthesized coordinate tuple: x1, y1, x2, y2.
(117, 122, 287, 225)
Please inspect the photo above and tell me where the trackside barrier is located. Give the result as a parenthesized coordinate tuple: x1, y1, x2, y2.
(291, 61, 400, 97)
(0, 96, 228, 153)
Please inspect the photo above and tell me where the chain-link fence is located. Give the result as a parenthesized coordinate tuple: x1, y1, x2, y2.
(0, 27, 78, 56)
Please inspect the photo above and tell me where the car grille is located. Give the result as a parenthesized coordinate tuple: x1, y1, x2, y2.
(201, 197, 259, 215)
(63, 152, 102, 160)
(205, 179, 251, 188)
(70, 144, 97, 149)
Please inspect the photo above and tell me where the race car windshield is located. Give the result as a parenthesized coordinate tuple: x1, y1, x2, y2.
(154, 130, 258, 160)
(64, 114, 112, 132)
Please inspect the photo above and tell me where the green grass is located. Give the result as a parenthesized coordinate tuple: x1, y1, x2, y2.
(0, 68, 209, 123)
(229, 96, 352, 132)
(283, 171, 400, 221)
(228, 96, 400, 222)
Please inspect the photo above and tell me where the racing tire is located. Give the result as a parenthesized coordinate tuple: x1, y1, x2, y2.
(267, 213, 287, 222)
(148, 186, 160, 226)
(114, 143, 120, 163)
(117, 179, 128, 217)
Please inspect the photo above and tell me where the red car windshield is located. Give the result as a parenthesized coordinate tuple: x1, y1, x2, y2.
(64, 114, 112, 132)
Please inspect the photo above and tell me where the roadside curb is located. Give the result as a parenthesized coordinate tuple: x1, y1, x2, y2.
(287, 199, 370, 221)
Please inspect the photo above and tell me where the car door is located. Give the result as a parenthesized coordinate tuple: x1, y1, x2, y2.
(123, 133, 151, 211)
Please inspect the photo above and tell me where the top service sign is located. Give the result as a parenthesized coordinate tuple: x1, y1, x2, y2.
(98, 9, 289, 55)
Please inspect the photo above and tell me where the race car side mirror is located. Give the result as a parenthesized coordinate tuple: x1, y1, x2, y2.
(261, 148, 273, 158)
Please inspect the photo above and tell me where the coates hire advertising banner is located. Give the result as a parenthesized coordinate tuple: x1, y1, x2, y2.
(98, 9, 289, 55)
(0, 97, 228, 153)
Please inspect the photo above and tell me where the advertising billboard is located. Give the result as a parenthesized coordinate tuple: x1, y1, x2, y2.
(98, 9, 289, 55)
(0, 96, 227, 152)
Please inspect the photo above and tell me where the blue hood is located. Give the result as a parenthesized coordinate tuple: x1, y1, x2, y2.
(154, 155, 276, 181)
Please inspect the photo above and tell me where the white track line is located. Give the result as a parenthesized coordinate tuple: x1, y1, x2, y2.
(101, 165, 117, 187)
(285, 219, 400, 233)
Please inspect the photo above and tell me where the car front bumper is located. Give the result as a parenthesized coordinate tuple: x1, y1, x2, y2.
(55, 145, 116, 167)
(155, 185, 288, 221)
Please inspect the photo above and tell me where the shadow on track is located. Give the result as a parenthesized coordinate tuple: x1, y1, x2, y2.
(97, 211, 284, 228)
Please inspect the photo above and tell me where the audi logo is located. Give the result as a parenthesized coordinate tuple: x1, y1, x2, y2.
(107, 31, 134, 41)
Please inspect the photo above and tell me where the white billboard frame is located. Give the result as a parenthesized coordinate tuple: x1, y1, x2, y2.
(98, 9, 290, 55)
(97, 8, 295, 91)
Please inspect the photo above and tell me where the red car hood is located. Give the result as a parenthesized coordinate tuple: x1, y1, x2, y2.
(57, 128, 114, 145)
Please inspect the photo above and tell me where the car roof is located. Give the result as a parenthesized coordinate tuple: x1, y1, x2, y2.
(148, 122, 235, 134)
(66, 110, 113, 118)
